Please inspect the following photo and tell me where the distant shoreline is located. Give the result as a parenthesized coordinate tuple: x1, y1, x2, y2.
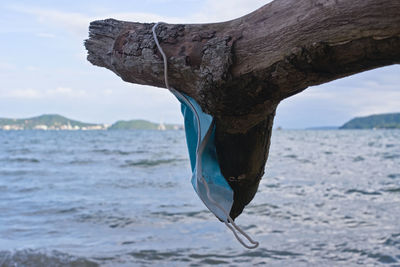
(0, 114, 183, 131)
(2, 128, 400, 132)
(2, 112, 399, 131)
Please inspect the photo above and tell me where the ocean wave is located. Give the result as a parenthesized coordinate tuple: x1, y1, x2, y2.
(388, 173, 400, 179)
(383, 232, 400, 248)
(127, 249, 190, 264)
(75, 212, 136, 229)
(17, 186, 41, 193)
(150, 210, 209, 222)
(340, 248, 398, 264)
(68, 159, 96, 165)
(345, 189, 381, 195)
(5, 148, 31, 154)
(383, 187, 400, 193)
(382, 153, 400, 159)
(0, 170, 45, 176)
(0, 157, 40, 163)
(91, 149, 138, 156)
(120, 158, 184, 168)
(127, 248, 303, 265)
(0, 249, 99, 267)
(353, 156, 365, 162)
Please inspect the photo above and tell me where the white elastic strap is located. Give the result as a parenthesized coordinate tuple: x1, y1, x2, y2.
(152, 22, 259, 249)
(197, 121, 259, 249)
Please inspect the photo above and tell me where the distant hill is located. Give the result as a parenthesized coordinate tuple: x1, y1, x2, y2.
(340, 113, 400, 129)
(0, 114, 105, 130)
(108, 119, 182, 130)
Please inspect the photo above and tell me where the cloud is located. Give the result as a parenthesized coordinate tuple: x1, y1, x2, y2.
(106, 12, 184, 24)
(46, 87, 87, 97)
(8, 6, 90, 37)
(8, 0, 271, 40)
(352, 91, 400, 116)
(276, 65, 400, 128)
(0, 87, 87, 99)
(36, 32, 56, 38)
(103, 89, 113, 96)
(0, 62, 17, 71)
(315, 67, 400, 116)
(192, 0, 270, 22)
(25, 66, 39, 71)
(8, 5, 185, 39)
(0, 88, 41, 99)
(305, 85, 400, 115)
(326, 86, 400, 117)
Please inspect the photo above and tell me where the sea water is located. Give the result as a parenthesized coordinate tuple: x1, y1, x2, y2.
(0, 130, 399, 266)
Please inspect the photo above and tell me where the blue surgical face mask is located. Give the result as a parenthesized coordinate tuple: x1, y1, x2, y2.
(152, 22, 259, 249)
(173, 91, 234, 222)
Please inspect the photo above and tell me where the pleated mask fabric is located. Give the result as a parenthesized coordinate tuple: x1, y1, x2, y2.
(172, 90, 234, 222)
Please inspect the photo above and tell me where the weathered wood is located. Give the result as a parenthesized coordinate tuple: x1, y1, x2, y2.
(85, 0, 400, 219)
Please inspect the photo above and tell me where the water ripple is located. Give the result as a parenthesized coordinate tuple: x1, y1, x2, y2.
(120, 158, 184, 168)
(345, 189, 382, 195)
(382, 153, 400, 160)
(150, 210, 209, 222)
(75, 212, 136, 228)
(383, 233, 400, 248)
(91, 149, 140, 156)
(1, 157, 40, 163)
(0, 249, 99, 267)
(341, 248, 398, 264)
(128, 249, 189, 262)
(388, 173, 400, 179)
(383, 187, 400, 193)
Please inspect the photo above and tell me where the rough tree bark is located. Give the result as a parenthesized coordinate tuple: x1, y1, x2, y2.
(85, 0, 400, 219)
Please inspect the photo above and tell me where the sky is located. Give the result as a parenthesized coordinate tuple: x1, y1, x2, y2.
(0, 0, 399, 129)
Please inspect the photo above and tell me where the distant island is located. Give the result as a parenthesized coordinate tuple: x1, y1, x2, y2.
(0, 114, 182, 131)
(340, 113, 400, 129)
(0, 114, 106, 130)
(108, 119, 182, 130)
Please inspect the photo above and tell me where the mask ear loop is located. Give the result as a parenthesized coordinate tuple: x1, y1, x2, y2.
(152, 22, 259, 249)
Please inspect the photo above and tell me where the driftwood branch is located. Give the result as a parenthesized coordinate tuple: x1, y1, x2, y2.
(85, 0, 400, 218)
